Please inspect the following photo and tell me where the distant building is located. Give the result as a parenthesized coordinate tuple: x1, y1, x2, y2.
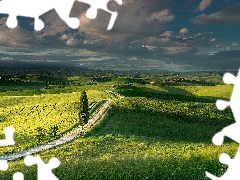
(171, 77, 185, 82)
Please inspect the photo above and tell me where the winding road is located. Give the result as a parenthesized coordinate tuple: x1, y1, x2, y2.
(0, 100, 112, 161)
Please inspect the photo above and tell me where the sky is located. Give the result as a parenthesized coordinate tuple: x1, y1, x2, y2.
(0, 0, 240, 72)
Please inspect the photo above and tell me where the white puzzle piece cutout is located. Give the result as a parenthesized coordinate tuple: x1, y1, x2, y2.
(0, 126, 15, 146)
(206, 69, 240, 179)
(212, 70, 240, 146)
(0, 0, 123, 31)
(24, 155, 60, 180)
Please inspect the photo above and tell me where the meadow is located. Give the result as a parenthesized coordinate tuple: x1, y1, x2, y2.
(0, 75, 238, 179)
(0, 88, 111, 155)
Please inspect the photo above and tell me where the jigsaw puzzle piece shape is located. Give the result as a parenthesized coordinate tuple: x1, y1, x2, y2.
(206, 150, 240, 180)
(0, 0, 79, 31)
(24, 155, 60, 180)
(78, 0, 122, 30)
(0, 126, 15, 146)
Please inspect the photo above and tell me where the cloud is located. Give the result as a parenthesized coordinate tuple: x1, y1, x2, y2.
(0, 0, 237, 72)
(232, 42, 238, 47)
(225, 42, 238, 51)
(193, 31, 213, 37)
(163, 47, 192, 54)
(179, 28, 189, 34)
(146, 9, 174, 23)
(144, 29, 215, 56)
(161, 31, 173, 37)
(226, 46, 230, 51)
(0, 0, 176, 48)
(197, 0, 213, 11)
(210, 38, 216, 42)
(191, 5, 240, 25)
(209, 51, 217, 55)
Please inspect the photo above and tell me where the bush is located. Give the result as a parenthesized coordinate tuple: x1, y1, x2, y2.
(35, 126, 46, 143)
(49, 125, 59, 138)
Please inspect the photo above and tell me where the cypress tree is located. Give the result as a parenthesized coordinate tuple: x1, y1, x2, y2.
(79, 91, 89, 124)
(78, 113, 84, 129)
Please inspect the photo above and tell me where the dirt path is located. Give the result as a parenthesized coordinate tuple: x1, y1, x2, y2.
(0, 100, 112, 161)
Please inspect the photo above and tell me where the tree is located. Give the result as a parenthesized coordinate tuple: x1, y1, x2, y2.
(79, 91, 89, 124)
(78, 113, 85, 129)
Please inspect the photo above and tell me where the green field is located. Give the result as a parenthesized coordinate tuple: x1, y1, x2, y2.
(0, 89, 111, 155)
(0, 78, 238, 179)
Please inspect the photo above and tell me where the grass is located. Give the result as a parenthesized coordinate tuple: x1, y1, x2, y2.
(3, 137, 236, 180)
(116, 83, 233, 101)
(0, 90, 110, 155)
(0, 79, 45, 92)
(0, 79, 237, 179)
(2, 89, 238, 179)
(174, 85, 233, 99)
(0, 83, 110, 96)
(0, 90, 109, 108)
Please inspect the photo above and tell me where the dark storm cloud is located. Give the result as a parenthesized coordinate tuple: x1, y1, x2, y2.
(191, 5, 240, 25)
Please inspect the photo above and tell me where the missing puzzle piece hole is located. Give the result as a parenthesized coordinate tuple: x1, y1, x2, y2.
(13, 172, 24, 180)
(219, 153, 231, 165)
(216, 100, 229, 110)
(6, 16, 18, 28)
(223, 73, 236, 84)
(67, 17, 79, 29)
(86, 8, 97, 19)
(34, 18, 44, 31)
(24, 155, 35, 166)
(0, 160, 8, 171)
(0, 126, 15, 146)
(212, 133, 224, 146)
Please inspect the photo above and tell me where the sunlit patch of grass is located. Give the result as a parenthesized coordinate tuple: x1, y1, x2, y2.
(173, 85, 233, 99)
(0, 90, 110, 154)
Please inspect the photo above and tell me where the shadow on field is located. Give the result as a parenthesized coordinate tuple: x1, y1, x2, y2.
(116, 85, 224, 103)
(161, 86, 194, 96)
(87, 105, 235, 144)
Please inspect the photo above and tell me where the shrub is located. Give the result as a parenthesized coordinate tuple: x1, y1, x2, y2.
(35, 126, 46, 143)
(49, 125, 59, 138)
